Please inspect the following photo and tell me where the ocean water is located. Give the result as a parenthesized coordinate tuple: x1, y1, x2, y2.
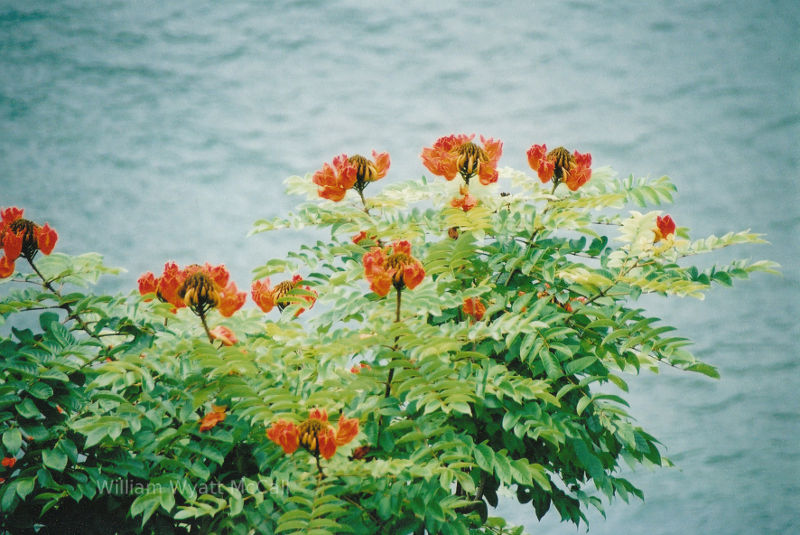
(1, 1, 798, 533)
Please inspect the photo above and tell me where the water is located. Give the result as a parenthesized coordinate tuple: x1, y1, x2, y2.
(2, 0, 798, 533)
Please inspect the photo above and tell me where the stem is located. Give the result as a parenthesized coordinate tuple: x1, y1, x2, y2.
(357, 188, 369, 214)
(314, 451, 325, 479)
(395, 286, 402, 324)
(198, 309, 214, 344)
(26, 257, 99, 341)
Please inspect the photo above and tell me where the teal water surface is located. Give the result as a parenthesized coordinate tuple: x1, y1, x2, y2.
(1, 1, 798, 533)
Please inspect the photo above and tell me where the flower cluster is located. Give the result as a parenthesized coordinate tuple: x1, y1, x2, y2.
(312, 151, 390, 202)
(527, 144, 592, 191)
(199, 405, 227, 432)
(138, 262, 246, 317)
(267, 409, 359, 460)
(251, 274, 317, 316)
(0, 207, 58, 278)
(653, 214, 676, 242)
(421, 134, 503, 185)
(362, 240, 425, 297)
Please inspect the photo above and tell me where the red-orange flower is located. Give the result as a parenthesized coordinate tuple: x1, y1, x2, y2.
(421, 134, 503, 185)
(363, 240, 425, 297)
(199, 405, 227, 431)
(267, 420, 299, 454)
(348, 151, 390, 193)
(312, 154, 357, 201)
(251, 274, 316, 316)
(138, 262, 245, 317)
(462, 297, 486, 321)
(451, 185, 478, 212)
(527, 144, 592, 191)
(350, 362, 371, 374)
(0, 207, 58, 277)
(209, 325, 238, 346)
(1, 457, 16, 468)
(352, 231, 379, 245)
(269, 409, 359, 460)
(653, 215, 676, 242)
(312, 150, 390, 203)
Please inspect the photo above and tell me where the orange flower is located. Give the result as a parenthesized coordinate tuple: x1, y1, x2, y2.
(312, 151, 389, 202)
(199, 405, 227, 431)
(0, 207, 58, 277)
(138, 262, 245, 317)
(1, 457, 16, 468)
(363, 240, 425, 297)
(269, 409, 359, 460)
(421, 134, 503, 185)
(350, 362, 371, 374)
(352, 231, 379, 245)
(653, 215, 676, 242)
(349, 151, 390, 193)
(209, 325, 238, 346)
(251, 275, 316, 316)
(527, 144, 592, 191)
(462, 297, 486, 321)
(267, 420, 299, 454)
(312, 154, 358, 201)
(450, 185, 478, 212)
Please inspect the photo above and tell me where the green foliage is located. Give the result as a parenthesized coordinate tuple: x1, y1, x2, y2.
(0, 162, 773, 535)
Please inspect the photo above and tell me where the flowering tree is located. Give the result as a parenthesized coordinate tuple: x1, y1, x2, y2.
(0, 137, 776, 534)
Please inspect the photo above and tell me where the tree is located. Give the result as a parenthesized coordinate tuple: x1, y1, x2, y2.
(0, 136, 776, 534)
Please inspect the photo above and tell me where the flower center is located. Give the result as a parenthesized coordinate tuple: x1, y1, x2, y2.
(349, 154, 378, 190)
(297, 418, 326, 455)
(8, 218, 39, 260)
(386, 253, 411, 289)
(178, 272, 219, 316)
(456, 142, 488, 183)
(547, 146, 575, 182)
(274, 280, 298, 311)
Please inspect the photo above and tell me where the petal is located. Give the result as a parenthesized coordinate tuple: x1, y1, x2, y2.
(137, 272, 159, 298)
(34, 223, 58, 255)
(0, 256, 14, 279)
(309, 408, 328, 422)
(0, 207, 23, 229)
(251, 278, 276, 313)
(335, 416, 359, 446)
(392, 240, 412, 257)
(478, 164, 499, 185)
(318, 428, 337, 459)
(218, 281, 246, 317)
(2, 231, 22, 261)
(368, 271, 393, 297)
(205, 263, 230, 288)
(480, 136, 503, 164)
(267, 420, 299, 454)
(371, 151, 391, 180)
(402, 260, 426, 290)
(209, 325, 238, 346)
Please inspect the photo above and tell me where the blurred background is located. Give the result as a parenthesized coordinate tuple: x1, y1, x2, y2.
(1, 1, 798, 533)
